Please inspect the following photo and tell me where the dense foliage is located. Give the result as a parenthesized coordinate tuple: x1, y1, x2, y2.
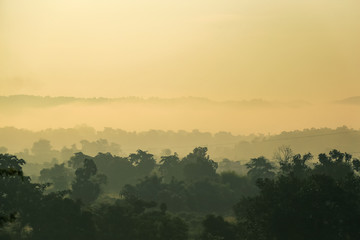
(1, 147, 360, 239)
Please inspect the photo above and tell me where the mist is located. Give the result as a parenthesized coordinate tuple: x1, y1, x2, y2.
(1, 95, 359, 135)
(1, 0, 360, 239)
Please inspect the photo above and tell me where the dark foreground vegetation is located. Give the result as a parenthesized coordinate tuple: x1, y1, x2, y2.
(1, 147, 360, 239)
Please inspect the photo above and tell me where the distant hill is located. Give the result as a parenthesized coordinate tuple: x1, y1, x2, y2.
(336, 96, 360, 105)
(0, 95, 308, 109)
(0, 95, 358, 145)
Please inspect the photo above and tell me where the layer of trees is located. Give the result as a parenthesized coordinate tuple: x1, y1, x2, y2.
(1, 126, 359, 163)
(1, 146, 360, 239)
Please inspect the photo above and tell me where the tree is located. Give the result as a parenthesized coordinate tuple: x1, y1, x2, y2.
(31, 139, 59, 162)
(0, 154, 24, 227)
(313, 150, 357, 179)
(129, 150, 156, 178)
(159, 153, 182, 182)
(201, 215, 237, 240)
(273, 145, 293, 164)
(186, 180, 233, 213)
(0, 154, 44, 237)
(80, 139, 121, 156)
(71, 159, 106, 204)
(95, 199, 188, 240)
(246, 156, 275, 181)
(39, 163, 74, 192)
(220, 171, 258, 200)
(181, 147, 218, 181)
(68, 152, 92, 169)
(234, 172, 360, 240)
(60, 144, 79, 162)
(93, 152, 135, 192)
(27, 192, 96, 240)
(279, 153, 313, 178)
(121, 175, 188, 212)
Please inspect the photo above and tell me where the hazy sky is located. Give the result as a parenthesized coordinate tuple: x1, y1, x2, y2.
(1, 0, 360, 101)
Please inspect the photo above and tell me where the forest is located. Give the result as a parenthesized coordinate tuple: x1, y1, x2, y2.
(1, 145, 360, 239)
(2, 0, 360, 238)
(1, 125, 359, 163)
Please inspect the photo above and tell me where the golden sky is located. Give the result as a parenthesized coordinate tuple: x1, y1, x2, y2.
(1, 0, 360, 101)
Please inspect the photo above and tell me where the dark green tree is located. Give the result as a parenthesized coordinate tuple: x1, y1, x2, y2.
(201, 215, 237, 240)
(39, 163, 74, 192)
(95, 198, 188, 240)
(0, 154, 46, 239)
(234, 173, 360, 240)
(246, 156, 275, 181)
(181, 147, 218, 181)
(186, 180, 233, 213)
(27, 192, 96, 240)
(313, 150, 358, 179)
(71, 159, 107, 204)
(94, 152, 136, 192)
(0, 154, 42, 226)
(68, 152, 92, 169)
(159, 153, 182, 182)
(220, 171, 258, 200)
(129, 150, 156, 178)
(121, 175, 188, 212)
(279, 153, 313, 178)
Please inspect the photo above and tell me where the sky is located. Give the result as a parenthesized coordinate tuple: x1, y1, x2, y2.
(0, 0, 359, 134)
(1, 0, 359, 101)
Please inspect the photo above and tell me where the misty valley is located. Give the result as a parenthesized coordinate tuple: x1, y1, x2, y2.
(2, 0, 360, 239)
(1, 128, 360, 239)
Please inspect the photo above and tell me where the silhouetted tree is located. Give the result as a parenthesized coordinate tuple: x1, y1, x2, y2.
(279, 153, 313, 178)
(159, 153, 182, 182)
(129, 150, 156, 178)
(80, 139, 121, 156)
(0, 154, 24, 228)
(220, 171, 258, 200)
(234, 151, 360, 240)
(39, 163, 74, 192)
(71, 159, 106, 204)
(27, 192, 96, 240)
(186, 180, 233, 213)
(95, 198, 188, 240)
(181, 147, 218, 181)
(121, 175, 188, 212)
(313, 150, 357, 179)
(246, 156, 275, 181)
(273, 145, 293, 164)
(201, 215, 237, 240)
(93, 152, 135, 192)
(68, 152, 91, 169)
(0, 154, 45, 237)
